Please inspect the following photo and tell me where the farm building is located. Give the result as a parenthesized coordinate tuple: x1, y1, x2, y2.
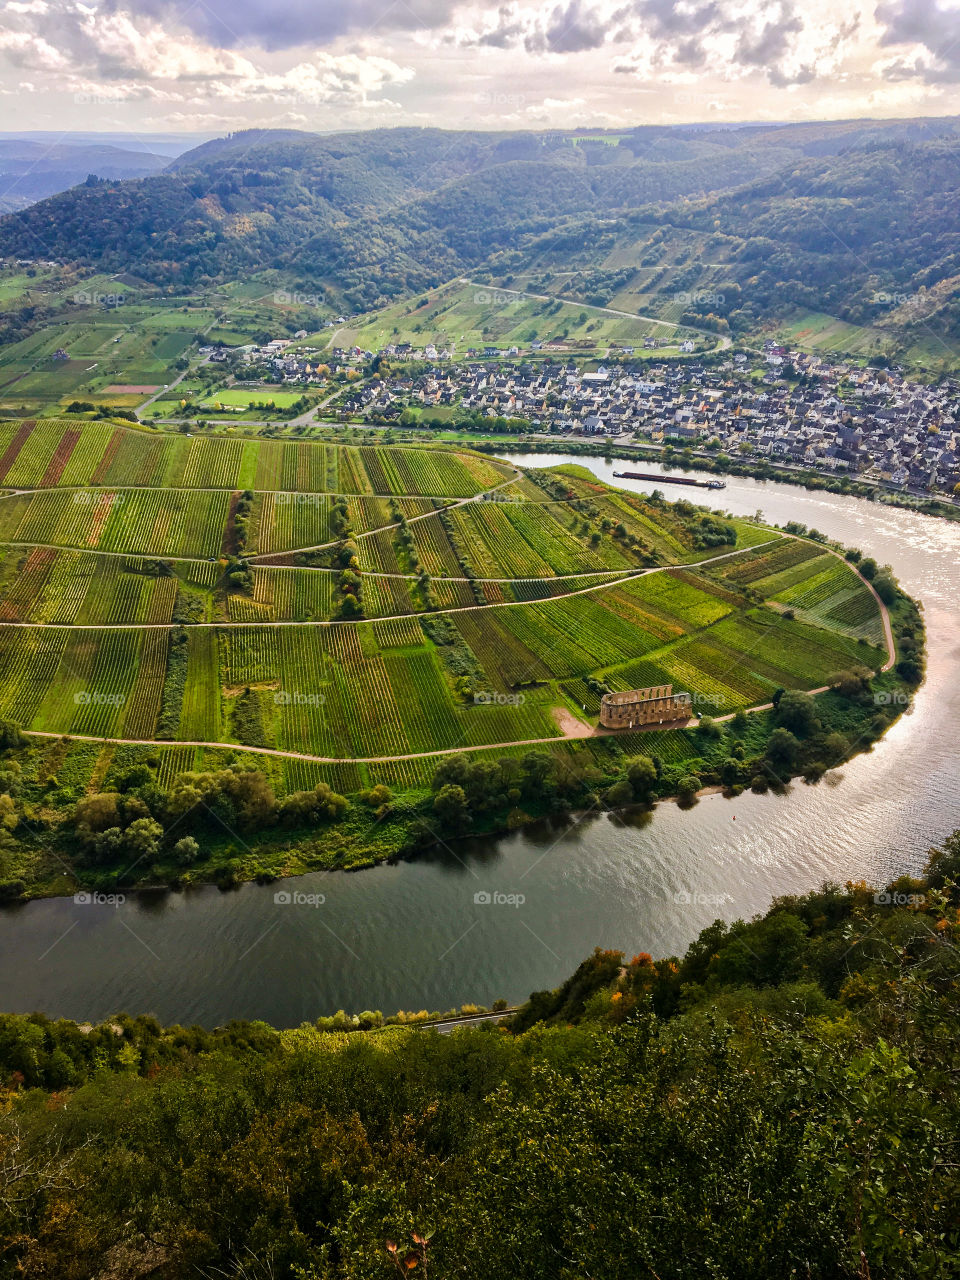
(600, 684, 692, 730)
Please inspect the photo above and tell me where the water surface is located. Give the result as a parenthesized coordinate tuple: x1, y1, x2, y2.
(1, 455, 957, 1026)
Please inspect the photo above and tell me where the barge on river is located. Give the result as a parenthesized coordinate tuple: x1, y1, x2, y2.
(612, 470, 726, 490)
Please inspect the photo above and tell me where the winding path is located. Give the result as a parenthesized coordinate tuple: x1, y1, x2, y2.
(11, 533, 896, 767)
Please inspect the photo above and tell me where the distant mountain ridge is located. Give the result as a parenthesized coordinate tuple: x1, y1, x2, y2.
(3, 120, 960, 336)
(0, 136, 194, 215)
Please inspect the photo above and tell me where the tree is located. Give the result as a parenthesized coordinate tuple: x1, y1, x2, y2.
(859, 557, 878, 579)
(676, 774, 701, 800)
(125, 818, 163, 859)
(626, 756, 658, 801)
(775, 690, 819, 738)
(830, 668, 872, 699)
(606, 779, 634, 807)
(766, 728, 801, 768)
(433, 784, 470, 831)
(74, 792, 122, 835)
(172, 836, 200, 865)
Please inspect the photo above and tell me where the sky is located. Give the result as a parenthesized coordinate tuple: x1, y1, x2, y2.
(1, 0, 960, 134)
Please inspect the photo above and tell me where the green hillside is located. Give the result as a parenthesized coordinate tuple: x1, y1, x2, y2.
(0, 829, 958, 1277)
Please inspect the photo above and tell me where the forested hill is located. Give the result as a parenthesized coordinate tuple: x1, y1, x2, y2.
(1, 120, 958, 311)
(0, 125, 787, 300)
(655, 137, 960, 336)
(0, 830, 958, 1276)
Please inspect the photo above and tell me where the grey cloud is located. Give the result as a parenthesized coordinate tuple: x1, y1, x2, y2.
(876, 0, 960, 82)
(527, 0, 609, 53)
(735, 11, 803, 70)
(102, 0, 466, 51)
(464, 0, 817, 88)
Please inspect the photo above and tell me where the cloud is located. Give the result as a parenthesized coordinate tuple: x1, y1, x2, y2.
(0, 0, 415, 108)
(457, 0, 848, 87)
(100, 0, 467, 52)
(876, 0, 960, 82)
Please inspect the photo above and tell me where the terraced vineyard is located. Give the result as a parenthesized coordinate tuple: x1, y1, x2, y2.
(0, 420, 891, 773)
(0, 419, 511, 495)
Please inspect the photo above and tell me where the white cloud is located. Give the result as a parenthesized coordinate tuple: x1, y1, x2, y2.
(0, 0, 960, 130)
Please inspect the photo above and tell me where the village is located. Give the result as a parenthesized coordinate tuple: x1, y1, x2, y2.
(225, 336, 960, 497)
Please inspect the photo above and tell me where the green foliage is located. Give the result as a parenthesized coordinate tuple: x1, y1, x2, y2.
(3, 840, 960, 1275)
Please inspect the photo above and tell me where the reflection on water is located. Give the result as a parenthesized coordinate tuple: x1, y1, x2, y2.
(0, 455, 958, 1027)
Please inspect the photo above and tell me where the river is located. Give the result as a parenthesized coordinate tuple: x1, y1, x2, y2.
(0, 453, 957, 1027)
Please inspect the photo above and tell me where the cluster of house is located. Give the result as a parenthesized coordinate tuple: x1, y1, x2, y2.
(201, 337, 341, 379)
(335, 343, 960, 494)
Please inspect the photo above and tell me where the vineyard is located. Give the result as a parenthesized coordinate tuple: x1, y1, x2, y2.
(0, 424, 890, 782)
(0, 419, 512, 495)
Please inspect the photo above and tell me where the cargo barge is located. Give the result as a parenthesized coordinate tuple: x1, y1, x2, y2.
(612, 470, 726, 490)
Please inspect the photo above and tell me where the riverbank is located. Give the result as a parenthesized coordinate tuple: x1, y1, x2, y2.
(471, 435, 960, 522)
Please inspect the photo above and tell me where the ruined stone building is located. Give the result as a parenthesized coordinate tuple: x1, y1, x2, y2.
(599, 684, 692, 730)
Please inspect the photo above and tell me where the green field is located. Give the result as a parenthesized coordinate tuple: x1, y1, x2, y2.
(0, 420, 889, 765)
(202, 388, 312, 410)
(326, 280, 707, 356)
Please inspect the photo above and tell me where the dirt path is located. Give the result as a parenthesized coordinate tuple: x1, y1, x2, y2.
(782, 533, 896, 672)
(0, 541, 779, 630)
(458, 278, 733, 351)
(249, 470, 523, 563)
(12, 534, 894, 768)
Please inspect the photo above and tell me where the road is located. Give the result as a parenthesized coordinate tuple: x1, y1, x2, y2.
(458, 278, 733, 352)
(0, 541, 778, 630)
